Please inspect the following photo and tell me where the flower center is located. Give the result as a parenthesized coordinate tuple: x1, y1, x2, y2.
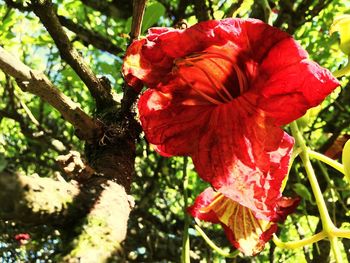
(173, 46, 249, 105)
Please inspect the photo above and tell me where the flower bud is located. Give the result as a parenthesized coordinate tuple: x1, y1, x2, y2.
(330, 15, 350, 56)
(342, 139, 350, 182)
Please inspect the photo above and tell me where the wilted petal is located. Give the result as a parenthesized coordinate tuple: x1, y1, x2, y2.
(188, 188, 298, 256)
(187, 187, 220, 223)
(191, 101, 294, 220)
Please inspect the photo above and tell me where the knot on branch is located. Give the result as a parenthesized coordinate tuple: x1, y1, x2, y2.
(56, 151, 95, 182)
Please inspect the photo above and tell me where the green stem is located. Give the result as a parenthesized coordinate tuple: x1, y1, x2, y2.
(273, 232, 327, 249)
(316, 160, 349, 213)
(329, 237, 343, 263)
(308, 149, 345, 174)
(194, 224, 239, 258)
(290, 122, 343, 262)
(181, 157, 190, 263)
(332, 228, 350, 238)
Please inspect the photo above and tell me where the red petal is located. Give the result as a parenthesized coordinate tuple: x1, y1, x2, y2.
(138, 83, 214, 156)
(122, 39, 148, 91)
(123, 18, 292, 91)
(192, 101, 294, 220)
(255, 38, 339, 125)
(131, 18, 334, 220)
(275, 196, 301, 221)
(187, 187, 220, 223)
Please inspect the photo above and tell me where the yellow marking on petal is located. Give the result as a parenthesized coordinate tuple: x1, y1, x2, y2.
(124, 53, 141, 68)
(124, 53, 149, 80)
(207, 194, 274, 256)
(218, 200, 236, 225)
(199, 192, 225, 213)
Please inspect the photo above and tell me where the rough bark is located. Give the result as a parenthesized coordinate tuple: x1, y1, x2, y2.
(60, 181, 131, 263)
(0, 0, 143, 261)
(0, 171, 79, 224)
(0, 171, 132, 262)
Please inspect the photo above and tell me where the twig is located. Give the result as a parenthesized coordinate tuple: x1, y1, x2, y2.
(81, 0, 132, 19)
(120, 0, 148, 115)
(30, 0, 115, 111)
(130, 0, 148, 41)
(0, 46, 101, 141)
(57, 15, 124, 56)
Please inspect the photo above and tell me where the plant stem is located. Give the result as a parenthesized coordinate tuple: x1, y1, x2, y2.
(194, 224, 239, 258)
(273, 231, 327, 249)
(130, 0, 148, 40)
(181, 157, 191, 263)
(332, 228, 350, 238)
(308, 149, 345, 174)
(290, 121, 343, 262)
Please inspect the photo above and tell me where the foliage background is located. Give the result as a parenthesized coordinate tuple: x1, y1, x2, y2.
(0, 0, 349, 262)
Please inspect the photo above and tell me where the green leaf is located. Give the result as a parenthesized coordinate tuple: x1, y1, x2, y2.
(342, 139, 350, 183)
(293, 183, 315, 204)
(141, 2, 166, 33)
(124, 2, 165, 34)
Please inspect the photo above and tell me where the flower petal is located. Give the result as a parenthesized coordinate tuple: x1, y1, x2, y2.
(189, 189, 287, 256)
(187, 187, 220, 223)
(123, 18, 292, 91)
(191, 101, 294, 220)
(122, 39, 149, 91)
(138, 85, 214, 156)
(255, 37, 339, 125)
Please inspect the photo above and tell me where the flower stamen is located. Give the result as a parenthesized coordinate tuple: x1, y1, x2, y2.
(178, 59, 231, 102)
(182, 51, 249, 98)
(193, 63, 232, 103)
(178, 75, 222, 105)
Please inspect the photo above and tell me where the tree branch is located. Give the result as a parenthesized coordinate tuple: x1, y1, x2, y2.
(57, 15, 124, 56)
(61, 181, 130, 262)
(0, 108, 67, 154)
(30, 0, 116, 111)
(120, 0, 148, 115)
(0, 171, 79, 224)
(0, 47, 101, 141)
(4, 0, 123, 56)
(0, 171, 131, 262)
(81, 0, 133, 19)
(130, 0, 148, 40)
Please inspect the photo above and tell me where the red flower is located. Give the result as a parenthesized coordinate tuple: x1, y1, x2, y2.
(188, 188, 300, 256)
(123, 19, 338, 220)
(15, 233, 30, 245)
